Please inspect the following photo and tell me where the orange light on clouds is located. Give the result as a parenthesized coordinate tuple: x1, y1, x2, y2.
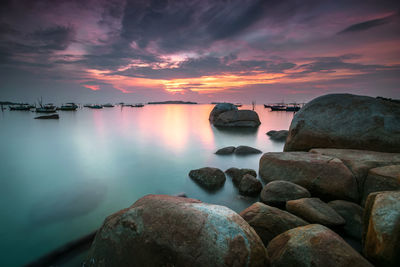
(84, 84, 100, 91)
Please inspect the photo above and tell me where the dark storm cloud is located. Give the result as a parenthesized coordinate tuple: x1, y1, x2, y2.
(338, 12, 399, 34)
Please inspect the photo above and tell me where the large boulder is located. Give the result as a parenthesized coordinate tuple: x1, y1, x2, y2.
(189, 167, 226, 190)
(328, 200, 364, 240)
(259, 152, 358, 201)
(362, 165, 400, 205)
(286, 198, 345, 227)
(225, 167, 257, 186)
(240, 202, 308, 246)
(267, 224, 373, 267)
(284, 94, 400, 153)
(209, 103, 237, 123)
(266, 130, 288, 142)
(213, 110, 261, 127)
(311, 148, 400, 197)
(239, 174, 262, 196)
(260, 180, 310, 209)
(85, 195, 269, 267)
(363, 191, 400, 266)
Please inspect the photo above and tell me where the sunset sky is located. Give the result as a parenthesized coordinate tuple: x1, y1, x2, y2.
(1, 0, 399, 103)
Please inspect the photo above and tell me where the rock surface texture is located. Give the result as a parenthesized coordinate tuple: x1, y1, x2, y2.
(266, 130, 288, 142)
(240, 202, 308, 246)
(85, 195, 269, 267)
(328, 200, 364, 240)
(238, 174, 262, 196)
(260, 180, 310, 208)
(284, 94, 400, 153)
(209, 103, 238, 123)
(286, 198, 345, 227)
(189, 167, 226, 190)
(225, 167, 257, 186)
(267, 224, 373, 267)
(363, 191, 400, 267)
(259, 152, 358, 201)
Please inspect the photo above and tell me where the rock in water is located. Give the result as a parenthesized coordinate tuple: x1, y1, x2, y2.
(361, 164, 400, 205)
(238, 174, 262, 196)
(209, 103, 238, 123)
(189, 167, 226, 190)
(267, 224, 373, 267)
(284, 93, 400, 153)
(235, 146, 262, 155)
(259, 152, 358, 201)
(240, 202, 308, 246)
(266, 130, 288, 142)
(85, 195, 269, 267)
(260, 180, 310, 208)
(286, 198, 345, 227)
(34, 114, 59, 119)
(363, 191, 400, 266)
(328, 200, 363, 240)
(213, 110, 261, 127)
(215, 146, 236, 155)
(225, 167, 257, 186)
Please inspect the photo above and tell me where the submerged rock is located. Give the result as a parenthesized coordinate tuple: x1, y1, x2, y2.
(259, 152, 358, 201)
(225, 167, 257, 186)
(267, 224, 373, 267)
(34, 114, 59, 119)
(85, 195, 269, 267)
(260, 180, 310, 209)
(235, 146, 262, 155)
(363, 191, 400, 266)
(286, 198, 345, 227)
(238, 174, 262, 196)
(215, 146, 236, 155)
(189, 167, 226, 190)
(328, 200, 363, 240)
(266, 130, 288, 142)
(284, 93, 400, 153)
(240, 202, 308, 246)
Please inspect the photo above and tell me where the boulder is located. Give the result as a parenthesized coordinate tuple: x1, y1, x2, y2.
(286, 198, 345, 227)
(284, 94, 400, 153)
(188, 167, 226, 190)
(85, 195, 269, 266)
(328, 200, 363, 240)
(34, 114, 59, 119)
(215, 146, 236, 155)
(266, 130, 288, 142)
(225, 168, 257, 186)
(213, 110, 261, 127)
(362, 165, 400, 205)
(259, 152, 358, 201)
(363, 191, 400, 266)
(239, 175, 262, 196)
(267, 224, 373, 267)
(209, 103, 237, 123)
(235, 146, 262, 155)
(260, 180, 310, 209)
(240, 202, 308, 246)
(311, 148, 400, 197)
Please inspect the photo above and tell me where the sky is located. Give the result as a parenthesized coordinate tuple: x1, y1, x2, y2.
(0, 0, 399, 104)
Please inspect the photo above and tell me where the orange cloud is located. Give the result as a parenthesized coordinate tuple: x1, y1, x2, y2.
(84, 84, 100, 91)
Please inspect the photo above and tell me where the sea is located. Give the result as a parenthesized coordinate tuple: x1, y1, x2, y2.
(0, 104, 294, 266)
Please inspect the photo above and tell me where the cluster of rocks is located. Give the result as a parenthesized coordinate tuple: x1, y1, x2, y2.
(84, 94, 400, 266)
(215, 146, 262, 155)
(209, 103, 261, 127)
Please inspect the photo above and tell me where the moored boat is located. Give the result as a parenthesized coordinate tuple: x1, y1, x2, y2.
(10, 104, 32, 111)
(102, 103, 114, 108)
(88, 105, 103, 109)
(58, 103, 78, 111)
(36, 104, 57, 113)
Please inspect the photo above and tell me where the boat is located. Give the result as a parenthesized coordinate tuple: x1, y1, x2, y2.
(234, 103, 242, 107)
(264, 104, 271, 108)
(102, 104, 114, 108)
(83, 104, 92, 108)
(285, 104, 301, 112)
(36, 104, 57, 113)
(10, 104, 32, 111)
(270, 105, 287, 111)
(88, 105, 103, 109)
(58, 103, 78, 111)
(132, 104, 144, 107)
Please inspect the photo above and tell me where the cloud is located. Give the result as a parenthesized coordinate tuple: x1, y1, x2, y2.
(338, 12, 399, 34)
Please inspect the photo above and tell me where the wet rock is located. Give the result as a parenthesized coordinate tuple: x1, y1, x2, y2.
(266, 130, 288, 142)
(34, 114, 59, 119)
(284, 93, 400, 153)
(240, 202, 308, 246)
(267, 224, 373, 267)
(215, 146, 236, 155)
(260, 180, 310, 209)
(189, 167, 226, 190)
(286, 198, 345, 227)
(235, 146, 262, 155)
(225, 167, 257, 186)
(362, 164, 400, 205)
(213, 110, 261, 127)
(85, 195, 269, 267)
(328, 200, 363, 240)
(259, 152, 358, 201)
(209, 103, 237, 123)
(363, 191, 400, 266)
(239, 175, 262, 196)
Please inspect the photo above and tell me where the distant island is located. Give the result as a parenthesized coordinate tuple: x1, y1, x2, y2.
(147, 101, 197, 105)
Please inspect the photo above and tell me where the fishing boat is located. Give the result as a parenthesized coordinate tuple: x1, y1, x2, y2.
(88, 105, 103, 109)
(132, 104, 144, 107)
(102, 103, 114, 108)
(10, 104, 32, 111)
(285, 103, 301, 112)
(58, 103, 78, 111)
(270, 105, 287, 111)
(36, 104, 57, 113)
(264, 104, 271, 108)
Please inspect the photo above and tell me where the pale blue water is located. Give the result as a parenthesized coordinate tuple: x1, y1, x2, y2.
(0, 104, 294, 266)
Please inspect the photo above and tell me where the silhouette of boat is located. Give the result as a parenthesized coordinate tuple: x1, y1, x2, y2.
(58, 103, 78, 111)
(132, 104, 144, 107)
(102, 104, 114, 108)
(36, 104, 57, 113)
(270, 105, 287, 111)
(10, 104, 32, 111)
(88, 105, 103, 109)
(285, 103, 301, 112)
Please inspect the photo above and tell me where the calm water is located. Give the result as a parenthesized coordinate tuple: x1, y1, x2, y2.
(0, 104, 294, 266)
